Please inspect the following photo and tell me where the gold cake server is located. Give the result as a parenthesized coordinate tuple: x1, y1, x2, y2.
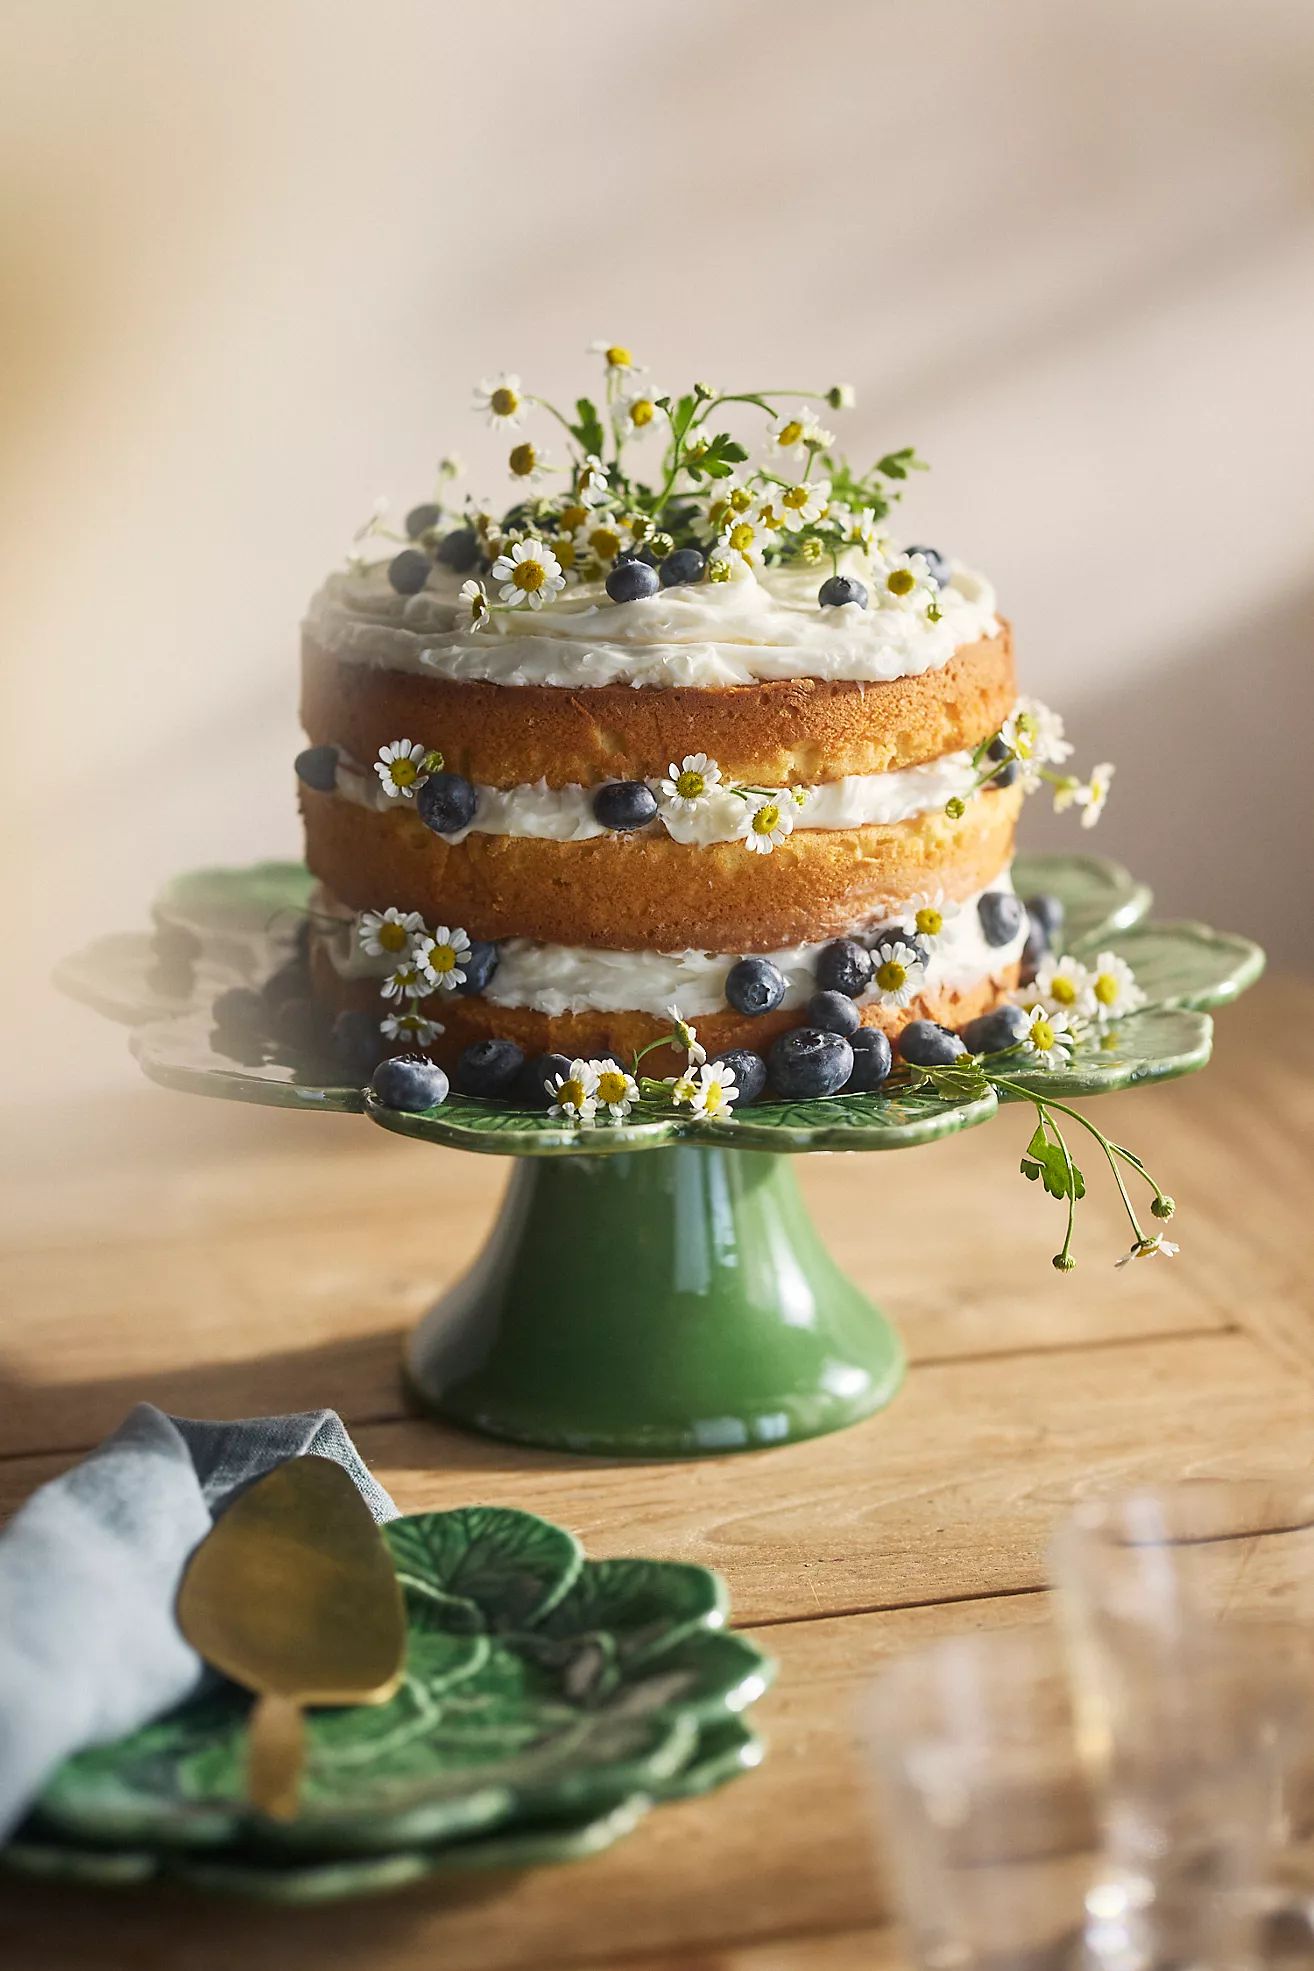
(176, 1455, 406, 1821)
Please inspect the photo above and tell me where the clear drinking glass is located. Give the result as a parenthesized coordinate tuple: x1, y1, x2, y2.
(866, 1624, 1098, 1971)
(1052, 1481, 1314, 1970)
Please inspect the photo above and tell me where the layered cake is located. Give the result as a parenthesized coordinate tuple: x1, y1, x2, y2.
(295, 358, 1101, 1105)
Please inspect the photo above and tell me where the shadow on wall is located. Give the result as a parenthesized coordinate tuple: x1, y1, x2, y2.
(1026, 581, 1314, 967)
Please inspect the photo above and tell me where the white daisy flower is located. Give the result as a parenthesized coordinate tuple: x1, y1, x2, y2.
(590, 1058, 640, 1121)
(776, 479, 831, 531)
(1076, 762, 1115, 829)
(619, 386, 661, 435)
(848, 505, 883, 557)
(1086, 949, 1146, 1023)
(455, 579, 491, 631)
(1022, 1004, 1075, 1068)
(875, 550, 940, 615)
(1116, 1234, 1180, 1268)
(660, 753, 723, 811)
(999, 699, 1074, 789)
(358, 907, 426, 959)
(380, 1009, 442, 1047)
(574, 512, 628, 573)
(413, 925, 471, 991)
(507, 440, 552, 483)
(380, 960, 431, 1002)
(666, 1004, 707, 1066)
(771, 410, 834, 458)
(589, 340, 644, 381)
(689, 1060, 739, 1120)
(671, 1071, 699, 1106)
(491, 537, 566, 610)
(716, 514, 768, 570)
(374, 739, 430, 800)
(870, 939, 925, 1010)
(575, 452, 610, 506)
(1032, 954, 1094, 1020)
(473, 371, 526, 429)
(547, 1058, 600, 1124)
(907, 890, 961, 945)
(739, 793, 795, 855)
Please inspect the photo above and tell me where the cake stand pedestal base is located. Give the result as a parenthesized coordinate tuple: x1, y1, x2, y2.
(404, 1144, 904, 1457)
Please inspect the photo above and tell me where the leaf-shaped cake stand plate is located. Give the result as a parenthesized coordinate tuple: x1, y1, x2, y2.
(58, 855, 1262, 1456)
(7, 1508, 771, 1903)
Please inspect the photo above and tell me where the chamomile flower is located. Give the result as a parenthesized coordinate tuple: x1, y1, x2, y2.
(907, 890, 961, 944)
(455, 579, 491, 631)
(413, 925, 471, 991)
(1115, 1234, 1180, 1268)
(848, 505, 883, 557)
(547, 1058, 600, 1124)
(619, 386, 661, 434)
(1032, 953, 1094, 1019)
(875, 550, 940, 615)
(491, 538, 566, 610)
(771, 410, 834, 458)
(717, 513, 767, 569)
(689, 1059, 739, 1120)
(999, 699, 1073, 789)
(374, 739, 433, 800)
(380, 960, 431, 1001)
(671, 1072, 699, 1107)
(591, 1058, 640, 1120)
(871, 939, 925, 1009)
(574, 512, 628, 573)
(473, 371, 526, 429)
(1086, 950, 1146, 1023)
(589, 340, 644, 381)
(666, 1004, 707, 1066)
(1075, 762, 1115, 829)
(776, 478, 830, 531)
(507, 441, 551, 482)
(575, 453, 610, 506)
(1022, 1004, 1074, 1068)
(660, 754, 723, 812)
(739, 793, 795, 855)
(358, 907, 425, 959)
(380, 1009, 442, 1047)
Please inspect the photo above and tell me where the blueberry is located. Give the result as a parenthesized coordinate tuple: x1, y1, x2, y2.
(906, 545, 950, 587)
(416, 770, 478, 836)
(958, 1004, 1031, 1055)
(710, 1048, 767, 1106)
(512, 1050, 572, 1109)
(387, 548, 433, 596)
(294, 744, 339, 793)
(212, 985, 266, 1038)
(436, 528, 481, 573)
(898, 1021, 966, 1067)
(807, 989, 861, 1037)
(986, 735, 1020, 788)
(868, 924, 931, 971)
(768, 1027, 854, 1099)
(659, 547, 706, 588)
(592, 780, 659, 832)
(405, 502, 443, 539)
(606, 559, 661, 603)
(332, 1008, 384, 1078)
(818, 574, 868, 609)
(370, 1053, 450, 1111)
(846, 1027, 893, 1090)
(725, 956, 787, 1018)
(1020, 921, 1046, 987)
(261, 957, 310, 1009)
(978, 892, 1026, 949)
(815, 938, 872, 998)
(452, 939, 500, 996)
(456, 1038, 525, 1098)
(1025, 894, 1066, 944)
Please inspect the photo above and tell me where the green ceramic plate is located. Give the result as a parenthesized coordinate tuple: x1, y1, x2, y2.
(22, 1506, 771, 1885)
(1012, 850, 1152, 945)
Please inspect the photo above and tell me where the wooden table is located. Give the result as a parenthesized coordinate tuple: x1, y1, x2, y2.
(1, 975, 1310, 1971)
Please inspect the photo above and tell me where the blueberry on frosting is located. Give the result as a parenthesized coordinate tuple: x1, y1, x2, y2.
(725, 956, 787, 1017)
(818, 575, 868, 609)
(592, 781, 659, 832)
(294, 744, 339, 793)
(387, 548, 433, 596)
(606, 559, 661, 603)
(977, 892, 1025, 949)
(814, 938, 872, 998)
(659, 547, 706, 588)
(416, 771, 478, 836)
(405, 502, 443, 539)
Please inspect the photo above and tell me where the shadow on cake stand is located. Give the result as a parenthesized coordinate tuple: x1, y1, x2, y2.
(58, 855, 1263, 1459)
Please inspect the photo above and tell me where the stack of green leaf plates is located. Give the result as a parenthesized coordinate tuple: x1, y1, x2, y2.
(3, 1507, 772, 1904)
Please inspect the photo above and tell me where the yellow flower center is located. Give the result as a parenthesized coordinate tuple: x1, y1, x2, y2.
(588, 526, 622, 561)
(1032, 1017, 1056, 1051)
(512, 559, 546, 593)
(777, 419, 803, 446)
(1051, 975, 1078, 1005)
(752, 804, 781, 834)
(560, 503, 589, 531)
(553, 536, 577, 569)
(1094, 973, 1118, 1006)
(378, 921, 407, 952)
(597, 1071, 629, 1107)
(629, 398, 655, 427)
(490, 386, 518, 417)
(728, 521, 755, 552)
(1014, 714, 1037, 758)
(876, 960, 907, 992)
(676, 770, 706, 800)
(782, 484, 810, 511)
(702, 1077, 727, 1115)
(429, 944, 457, 974)
(886, 568, 915, 596)
(390, 758, 418, 787)
(605, 345, 632, 368)
(707, 558, 732, 583)
(509, 443, 536, 476)
(915, 906, 943, 937)
(728, 486, 754, 513)
(560, 1077, 587, 1110)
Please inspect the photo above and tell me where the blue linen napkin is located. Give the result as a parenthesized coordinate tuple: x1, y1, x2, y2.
(0, 1403, 397, 1839)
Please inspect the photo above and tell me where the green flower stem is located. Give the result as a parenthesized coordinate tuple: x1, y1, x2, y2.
(988, 1073, 1148, 1245)
(527, 397, 579, 441)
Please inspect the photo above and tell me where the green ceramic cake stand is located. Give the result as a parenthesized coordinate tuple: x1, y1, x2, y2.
(59, 855, 1263, 1460)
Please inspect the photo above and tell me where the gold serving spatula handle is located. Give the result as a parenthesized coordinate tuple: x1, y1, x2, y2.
(245, 1691, 306, 1821)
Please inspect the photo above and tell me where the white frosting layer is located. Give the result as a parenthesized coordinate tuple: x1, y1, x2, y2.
(314, 872, 1023, 1019)
(334, 750, 978, 845)
(305, 551, 998, 690)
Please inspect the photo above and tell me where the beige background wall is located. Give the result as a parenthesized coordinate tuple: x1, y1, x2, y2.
(3, 0, 1312, 1093)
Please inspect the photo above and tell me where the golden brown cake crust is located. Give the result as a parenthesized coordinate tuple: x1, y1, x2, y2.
(300, 783, 1022, 952)
(309, 938, 1021, 1077)
(300, 627, 1015, 788)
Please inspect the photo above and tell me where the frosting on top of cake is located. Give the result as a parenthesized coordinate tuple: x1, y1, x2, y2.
(304, 553, 999, 690)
